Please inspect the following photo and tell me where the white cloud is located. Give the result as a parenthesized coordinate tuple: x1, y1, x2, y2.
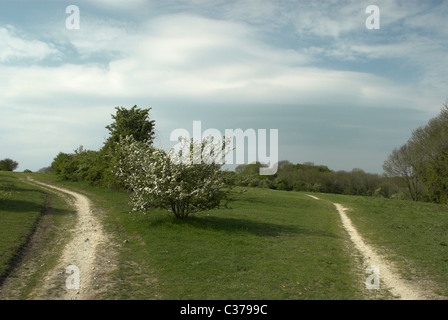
(0, 2, 447, 172)
(0, 13, 442, 109)
(0, 25, 59, 63)
(90, 0, 148, 10)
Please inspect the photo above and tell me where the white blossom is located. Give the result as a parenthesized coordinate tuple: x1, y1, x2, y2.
(114, 135, 231, 218)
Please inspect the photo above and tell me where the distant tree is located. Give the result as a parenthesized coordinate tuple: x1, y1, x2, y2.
(235, 164, 246, 175)
(383, 142, 423, 201)
(234, 162, 268, 175)
(383, 101, 448, 203)
(276, 160, 292, 171)
(273, 177, 292, 191)
(51, 152, 77, 180)
(0, 158, 19, 171)
(37, 166, 54, 174)
(105, 105, 156, 148)
(50, 106, 157, 189)
(242, 162, 268, 175)
(410, 103, 448, 202)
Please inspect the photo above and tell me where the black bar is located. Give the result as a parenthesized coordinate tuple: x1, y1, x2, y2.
(0, 299, 444, 318)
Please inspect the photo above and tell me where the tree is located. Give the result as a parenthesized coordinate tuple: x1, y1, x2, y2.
(105, 105, 156, 147)
(37, 166, 54, 173)
(276, 160, 292, 171)
(50, 105, 157, 189)
(101, 105, 157, 188)
(241, 162, 268, 175)
(51, 152, 76, 179)
(116, 135, 232, 219)
(409, 103, 448, 203)
(235, 164, 246, 175)
(0, 158, 19, 171)
(383, 142, 423, 201)
(383, 101, 448, 203)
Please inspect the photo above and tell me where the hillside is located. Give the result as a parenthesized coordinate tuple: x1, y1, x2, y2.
(1, 172, 446, 300)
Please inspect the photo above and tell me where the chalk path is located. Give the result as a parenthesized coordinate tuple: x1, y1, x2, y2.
(306, 194, 429, 300)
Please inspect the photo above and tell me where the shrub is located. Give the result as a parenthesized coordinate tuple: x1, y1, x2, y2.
(37, 166, 54, 174)
(116, 136, 232, 219)
(0, 158, 19, 171)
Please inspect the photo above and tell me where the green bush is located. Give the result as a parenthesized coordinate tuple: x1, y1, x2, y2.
(51, 105, 156, 190)
(0, 158, 19, 171)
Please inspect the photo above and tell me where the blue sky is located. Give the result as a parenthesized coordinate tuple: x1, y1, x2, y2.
(0, 0, 447, 173)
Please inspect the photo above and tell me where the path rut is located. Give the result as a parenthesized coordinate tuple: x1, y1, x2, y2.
(306, 194, 430, 300)
(26, 177, 108, 300)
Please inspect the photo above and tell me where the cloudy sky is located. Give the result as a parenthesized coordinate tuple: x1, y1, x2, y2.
(0, 0, 447, 173)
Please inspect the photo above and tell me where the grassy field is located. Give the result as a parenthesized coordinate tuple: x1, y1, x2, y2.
(0, 172, 75, 299)
(0, 172, 48, 280)
(2, 172, 447, 299)
(28, 174, 385, 300)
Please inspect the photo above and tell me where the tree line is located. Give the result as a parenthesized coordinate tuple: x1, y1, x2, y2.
(383, 102, 448, 203)
(228, 161, 397, 198)
(230, 101, 448, 204)
(49, 101, 448, 210)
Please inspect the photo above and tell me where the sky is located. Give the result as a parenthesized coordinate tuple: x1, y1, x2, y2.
(0, 0, 447, 174)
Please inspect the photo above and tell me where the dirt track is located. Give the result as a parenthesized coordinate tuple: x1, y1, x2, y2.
(25, 177, 108, 300)
(306, 194, 434, 300)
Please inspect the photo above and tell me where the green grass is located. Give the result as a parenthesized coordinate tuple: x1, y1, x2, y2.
(0, 172, 76, 299)
(8, 173, 446, 299)
(29, 174, 374, 300)
(109, 189, 363, 300)
(0, 172, 47, 280)
(313, 192, 448, 297)
(0, 173, 68, 279)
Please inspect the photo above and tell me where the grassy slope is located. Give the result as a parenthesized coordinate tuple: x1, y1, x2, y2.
(313, 192, 448, 297)
(31, 174, 376, 300)
(0, 172, 47, 279)
(0, 172, 75, 298)
(4, 172, 447, 299)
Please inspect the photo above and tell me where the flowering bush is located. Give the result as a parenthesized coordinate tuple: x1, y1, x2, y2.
(116, 135, 232, 219)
